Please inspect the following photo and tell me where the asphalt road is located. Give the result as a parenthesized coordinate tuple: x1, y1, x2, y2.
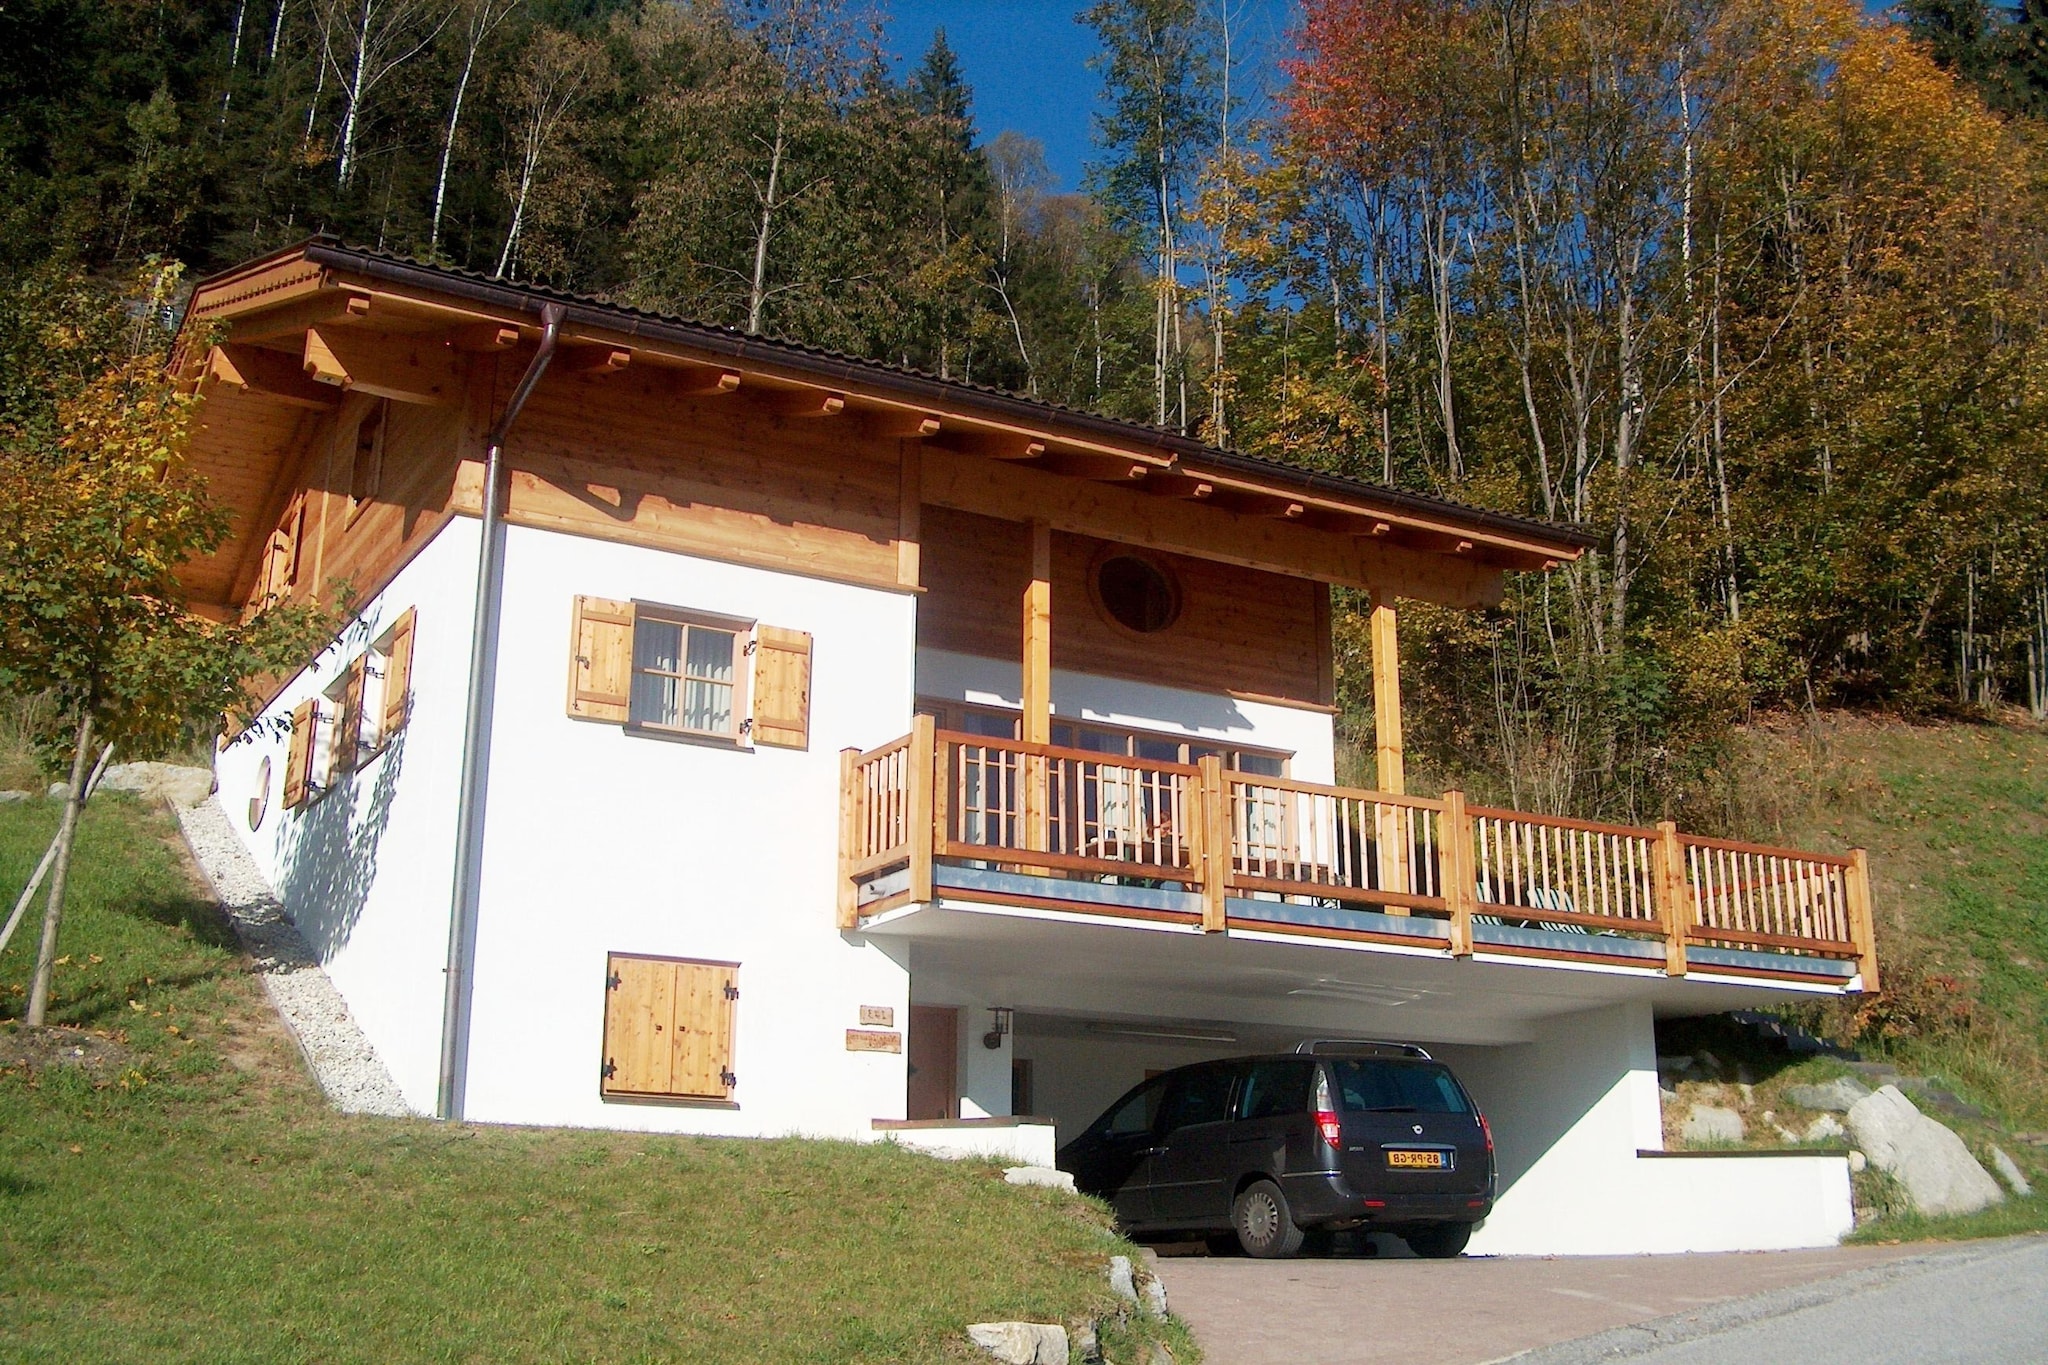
(1513, 1235, 2048, 1365)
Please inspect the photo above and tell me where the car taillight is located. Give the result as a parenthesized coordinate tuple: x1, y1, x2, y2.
(1313, 1068, 1341, 1147)
(1480, 1113, 1494, 1154)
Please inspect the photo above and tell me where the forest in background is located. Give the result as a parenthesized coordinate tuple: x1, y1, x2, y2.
(3, 0, 2048, 825)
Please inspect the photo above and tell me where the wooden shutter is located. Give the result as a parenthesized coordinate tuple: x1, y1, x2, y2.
(751, 624, 813, 750)
(283, 699, 316, 808)
(330, 656, 366, 776)
(380, 608, 416, 739)
(601, 954, 678, 1096)
(670, 962, 739, 1099)
(601, 954, 738, 1102)
(567, 596, 635, 722)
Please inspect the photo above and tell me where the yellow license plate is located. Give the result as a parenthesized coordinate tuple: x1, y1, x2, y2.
(1386, 1149, 1446, 1170)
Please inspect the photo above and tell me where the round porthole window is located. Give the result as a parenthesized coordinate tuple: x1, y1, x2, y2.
(1093, 551, 1181, 634)
(248, 755, 272, 832)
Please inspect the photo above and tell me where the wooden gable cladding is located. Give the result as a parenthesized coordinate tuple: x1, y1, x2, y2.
(918, 506, 1330, 709)
(301, 395, 467, 612)
(461, 366, 912, 594)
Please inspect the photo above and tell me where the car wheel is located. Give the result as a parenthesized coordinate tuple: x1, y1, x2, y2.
(1232, 1180, 1306, 1258)
(1402, 1221, 1472, 1259)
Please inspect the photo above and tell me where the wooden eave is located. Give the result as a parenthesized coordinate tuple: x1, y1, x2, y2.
(177, 243, 1595, 609)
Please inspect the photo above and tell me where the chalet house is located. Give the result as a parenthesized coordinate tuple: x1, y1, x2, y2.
(177, 241, 1879, 1257)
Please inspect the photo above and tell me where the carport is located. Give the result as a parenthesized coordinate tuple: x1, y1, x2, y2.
(869, 897, 1854, 1256)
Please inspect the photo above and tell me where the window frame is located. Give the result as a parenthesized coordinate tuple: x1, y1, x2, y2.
(915, 697, 1292, 776)
(624, 601, 756, 746)
(346, 399, 387, 525)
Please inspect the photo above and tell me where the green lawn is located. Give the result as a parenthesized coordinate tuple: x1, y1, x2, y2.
(0, 797, 1194, 1364)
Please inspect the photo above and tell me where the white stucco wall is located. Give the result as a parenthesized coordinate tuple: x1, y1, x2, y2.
(1445, 1002, 1854, 1255)
(915, 646, 1336, 783)
(214, 518, 481, 1112)
(458, 526, 918, 1138)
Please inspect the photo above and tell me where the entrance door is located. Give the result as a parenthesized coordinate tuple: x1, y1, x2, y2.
(906, 1005, 959, 1120)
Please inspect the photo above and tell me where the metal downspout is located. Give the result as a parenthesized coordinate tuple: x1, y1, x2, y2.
(437, 303, 563, 1120)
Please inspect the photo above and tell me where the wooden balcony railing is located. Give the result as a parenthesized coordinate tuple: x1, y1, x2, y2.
(837, 717, 1880, 988)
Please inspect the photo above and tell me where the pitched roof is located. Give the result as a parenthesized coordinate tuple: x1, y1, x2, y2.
(187, 238, 1598, 562)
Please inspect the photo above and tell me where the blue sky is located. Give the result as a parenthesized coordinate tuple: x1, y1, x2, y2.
(882, 1, 1295, 194)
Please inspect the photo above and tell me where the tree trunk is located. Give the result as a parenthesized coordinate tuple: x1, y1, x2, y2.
(747, 112, 788, 337)
(336, 0, 372, 188)
(430, 34, 480, 258)
(24, 711, 94, 1027)
(0, 743, 112, 961)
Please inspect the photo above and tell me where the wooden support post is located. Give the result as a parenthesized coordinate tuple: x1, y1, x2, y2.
(1846, 848, 1880, 993)
(1197, 755, 1229, 933)
(1442, 790, 1475, 957)
(1021, 519, 1052, 852)
(930, 729, 951, 860)
(1370, 592, 1405, 795)
(1654, 821, 1689, 977)
(908, 715, 936, 905)
(837, 747, 861, 930)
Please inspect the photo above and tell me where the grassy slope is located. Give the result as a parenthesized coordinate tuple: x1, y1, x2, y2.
(1682, 715, 2048, 1238)
(0, 798, 1194, 1364)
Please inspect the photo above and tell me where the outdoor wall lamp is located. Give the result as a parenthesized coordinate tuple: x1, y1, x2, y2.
(983, 1007, 1013, 1050)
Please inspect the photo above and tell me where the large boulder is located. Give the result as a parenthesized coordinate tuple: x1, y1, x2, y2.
(1990, 1146, 2033, 1198)
(966, 1322, 1069, 1365)
(1682, 1104, 1745, 1144)
(97, 762, 214, 809)
(1846, 1085, 2005, 1218)
(1785, 1076, 1872, 1113)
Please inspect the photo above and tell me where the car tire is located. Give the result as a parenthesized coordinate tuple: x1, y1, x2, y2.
(1232, 1180, 1306, 1258)
(1402, 1221, 1472, 1259)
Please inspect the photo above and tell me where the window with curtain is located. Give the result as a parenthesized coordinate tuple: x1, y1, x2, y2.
(630, 614, 741, 738)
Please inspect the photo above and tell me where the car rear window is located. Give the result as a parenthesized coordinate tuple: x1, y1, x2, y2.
(1328, 1059, 1471, 1114)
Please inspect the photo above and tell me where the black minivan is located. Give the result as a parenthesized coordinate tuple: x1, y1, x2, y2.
(1056, 1042, 1494, 1258)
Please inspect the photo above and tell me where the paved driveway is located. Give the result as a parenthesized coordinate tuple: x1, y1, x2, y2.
(1149, 1238, 1921, 1365)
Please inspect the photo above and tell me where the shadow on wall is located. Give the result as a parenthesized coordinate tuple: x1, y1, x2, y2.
(272, 722, 406, 965)
(1461, 1031, 1628, 1202)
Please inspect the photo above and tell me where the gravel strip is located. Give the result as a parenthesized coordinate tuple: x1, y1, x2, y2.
(177, 797, 416, 1117)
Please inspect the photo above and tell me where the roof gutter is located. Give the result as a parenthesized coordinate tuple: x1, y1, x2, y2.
(438, 301, 564, 1122)
(296, 243, 1599, 555)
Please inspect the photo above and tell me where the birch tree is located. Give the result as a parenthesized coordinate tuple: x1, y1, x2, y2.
(314, 0, 456, 189)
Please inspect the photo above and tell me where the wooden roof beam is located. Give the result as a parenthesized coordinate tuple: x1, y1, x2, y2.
(1189, 468, 1575, 561)
(450, 323, 522, 352)
(205, 344, 339, 411)
(225, 289, 373, 344)
(1038, 452, 1150, 482)
(1140, 473, 1215, 501)
(864, 409, 944, 440)
(921, 446, 1503, 609)
(763, 389, 847, 418)
(562, 344, 632, 376)
(302, 325, 458, 406)
(928, 431, 1046, 461)
(660, 364, 743, 398)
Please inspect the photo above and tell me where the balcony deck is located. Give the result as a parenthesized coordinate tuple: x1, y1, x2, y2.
(838, 720, 1878, 994)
